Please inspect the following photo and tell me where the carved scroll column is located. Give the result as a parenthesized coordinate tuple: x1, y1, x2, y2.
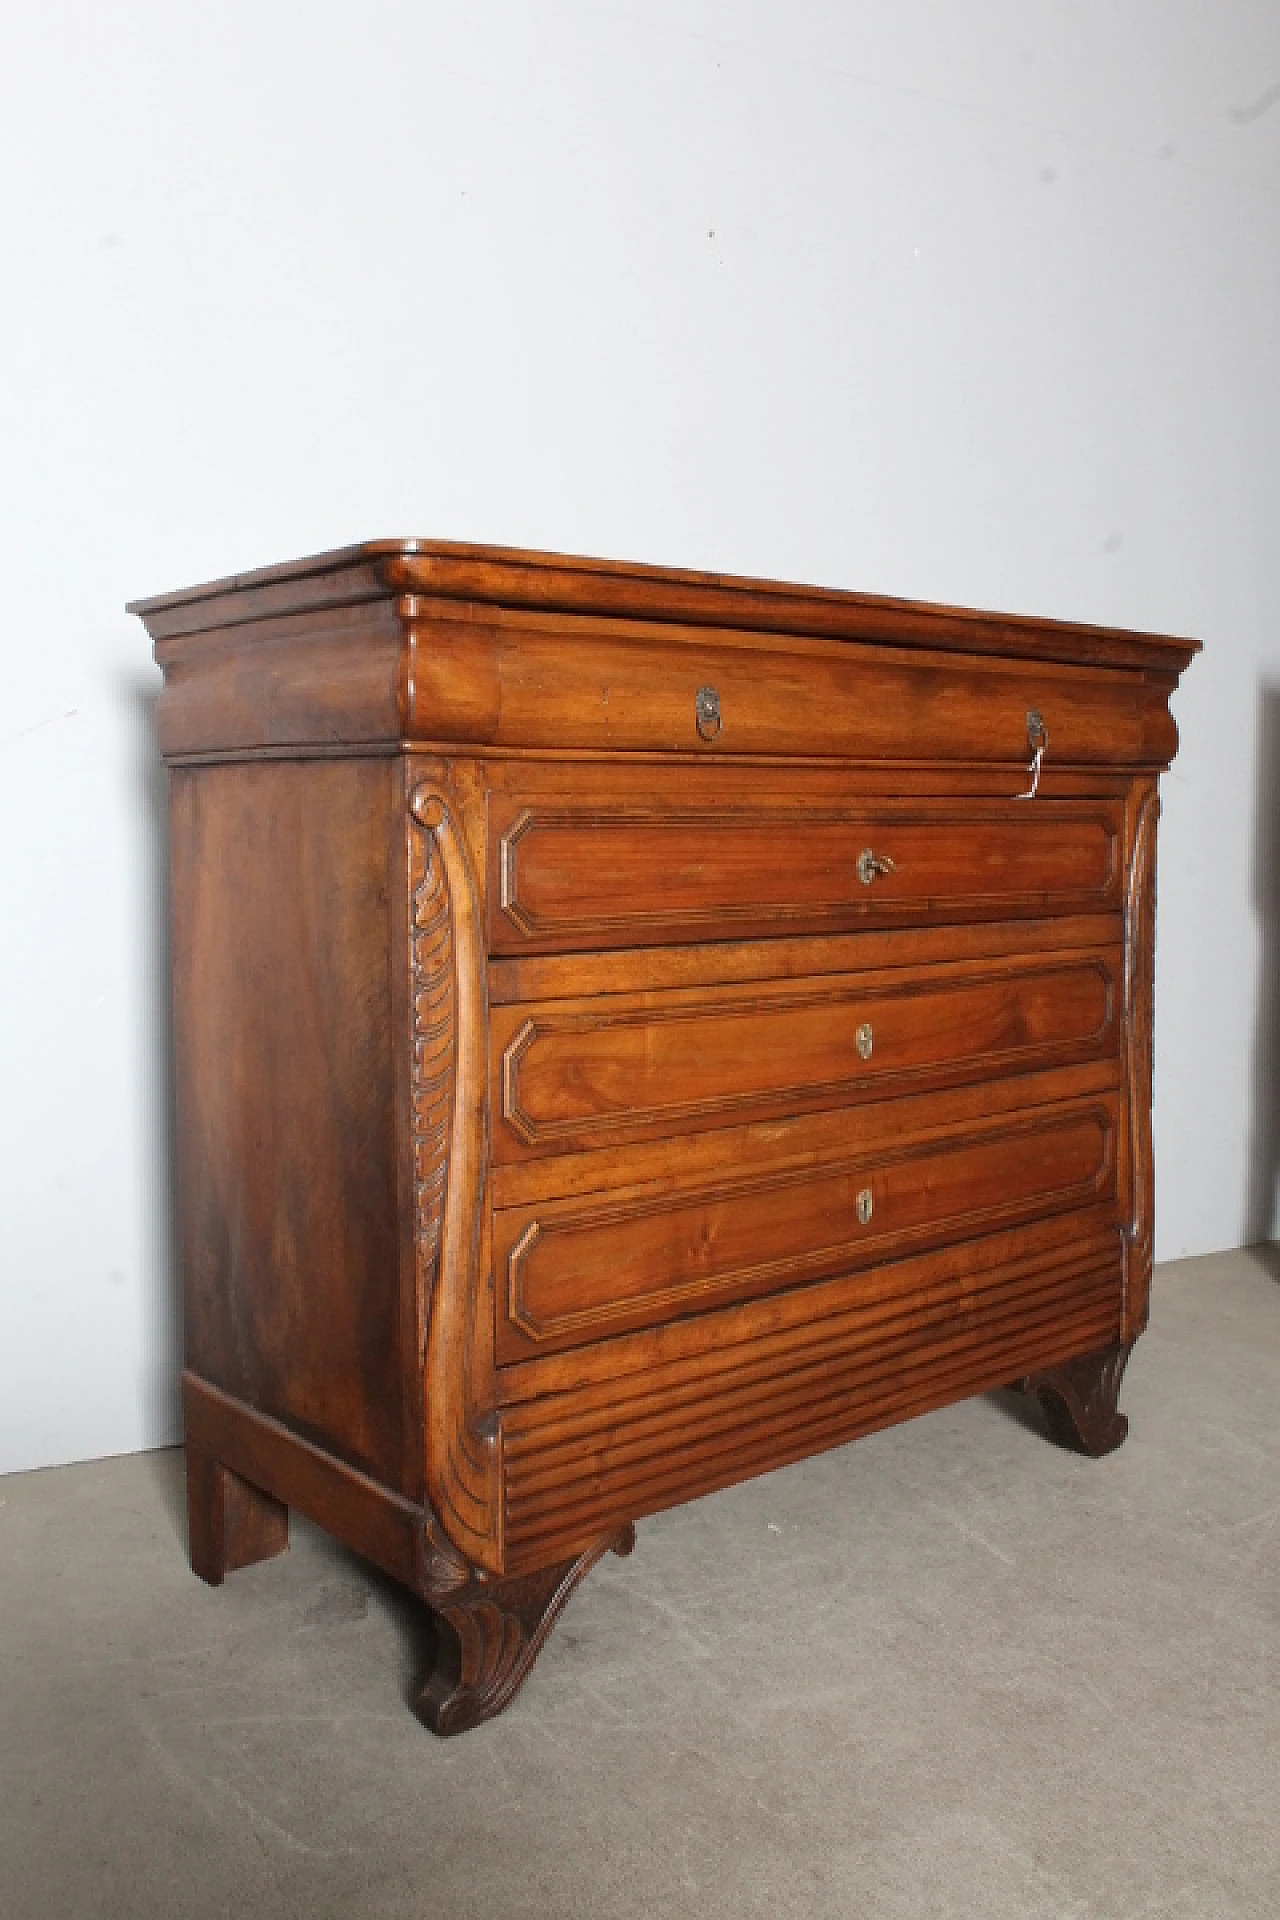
(1121, 784, 1160, 1342)
(407, 776, 636, 1732)
(408, 779, 504, 1576)
(1014, 778, 1159, 1452)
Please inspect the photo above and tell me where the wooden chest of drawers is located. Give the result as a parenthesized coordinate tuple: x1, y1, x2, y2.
(131, 541, 1197, 1733)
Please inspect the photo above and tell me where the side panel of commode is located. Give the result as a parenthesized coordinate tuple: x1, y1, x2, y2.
(169, 756, 420, 1504)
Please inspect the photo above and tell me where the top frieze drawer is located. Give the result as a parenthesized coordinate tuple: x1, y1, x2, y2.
(136, 541, 1196, 764)
(486, 789, 1124, 954)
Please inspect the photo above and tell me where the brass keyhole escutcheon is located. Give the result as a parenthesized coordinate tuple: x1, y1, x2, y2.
(695, 686, 722, 742)
(856, 1188, 874, 1226)
(855, 1022, 873, 1060)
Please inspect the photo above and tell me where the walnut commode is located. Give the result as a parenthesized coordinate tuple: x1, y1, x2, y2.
(131, 541, 1198, 1733)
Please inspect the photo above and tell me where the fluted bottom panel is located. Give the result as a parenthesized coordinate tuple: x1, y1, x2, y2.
(499, 1217, 1122, 1573)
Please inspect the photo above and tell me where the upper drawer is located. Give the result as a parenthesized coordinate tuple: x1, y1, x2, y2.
(404, 615, 1179, 763)
(137, 541, 1195, 764)
(487, 790, 1124, 953)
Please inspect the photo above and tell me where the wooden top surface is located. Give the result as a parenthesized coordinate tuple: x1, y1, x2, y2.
(129, 538, 1201, 675)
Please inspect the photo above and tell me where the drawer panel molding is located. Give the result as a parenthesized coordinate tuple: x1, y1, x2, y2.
(135, 538, 1196, 1731)
(495, 954, 1119, 1155)
(499, 1223, 1124, 1570)
(491, 795, 1123, 953)
(496, 1099, 1119, 1358)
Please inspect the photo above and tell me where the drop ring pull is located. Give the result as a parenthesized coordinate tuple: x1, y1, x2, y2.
(1015, 710, 1049, 801)
(856, 848, 896, 886)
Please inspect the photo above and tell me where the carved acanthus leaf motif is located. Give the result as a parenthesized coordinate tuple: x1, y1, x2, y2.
(410, 810, 454, 1310)
(421, 1513, 473, 1598)
(414, 1525, 637, 1736)
(1020, 1342, 1132, 1458)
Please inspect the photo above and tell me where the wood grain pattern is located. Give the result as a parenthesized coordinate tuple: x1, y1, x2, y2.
(407, 780, 503, 1574)
(151, 600, 405, 759)
(168, 758, 409, 1490)
(487, 912, 1125, 1006)
(1018, 1342, 1132, 1456)
(130, 540, 1198, 761)
(499, 1222, 1124, 1570)
(138, 538, 1195, 1731)
(129, 536, 1199, 676)
(402, 612, 1180, 762)
(493, 951, 1118, 1158)
(414, 1525, 636, 1735)
(1121, 785, 1160, 1340)
(491, 793, 1123, 953)
(183, 1372, 424, 1591)
(495, 1097, 1119, 1359)
(185, 1442, 290, 1586)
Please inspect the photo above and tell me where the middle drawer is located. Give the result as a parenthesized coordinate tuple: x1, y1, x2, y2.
(490, 946, 1120, 1162)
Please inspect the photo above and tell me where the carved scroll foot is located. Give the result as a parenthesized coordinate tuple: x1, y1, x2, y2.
(185, 1443, 290, 1586)
(415, 1524, 636, 1736)
(1018, 1342, 1133, 1458)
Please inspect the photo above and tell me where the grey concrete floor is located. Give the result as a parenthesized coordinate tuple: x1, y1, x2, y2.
(2, 1248, 1278, 1920)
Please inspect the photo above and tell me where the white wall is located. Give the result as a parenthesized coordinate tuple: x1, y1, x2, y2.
(3, 2, 1278, 1475)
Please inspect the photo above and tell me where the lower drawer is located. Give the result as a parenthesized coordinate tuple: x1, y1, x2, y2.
(494, 1092, 1119, 1362)
(496, 1210, 1124, 1573)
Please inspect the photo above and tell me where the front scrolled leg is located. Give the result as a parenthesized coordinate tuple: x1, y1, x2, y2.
(416, 1525, 636, 1736)
(1019, 1341, 1133, 1458)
